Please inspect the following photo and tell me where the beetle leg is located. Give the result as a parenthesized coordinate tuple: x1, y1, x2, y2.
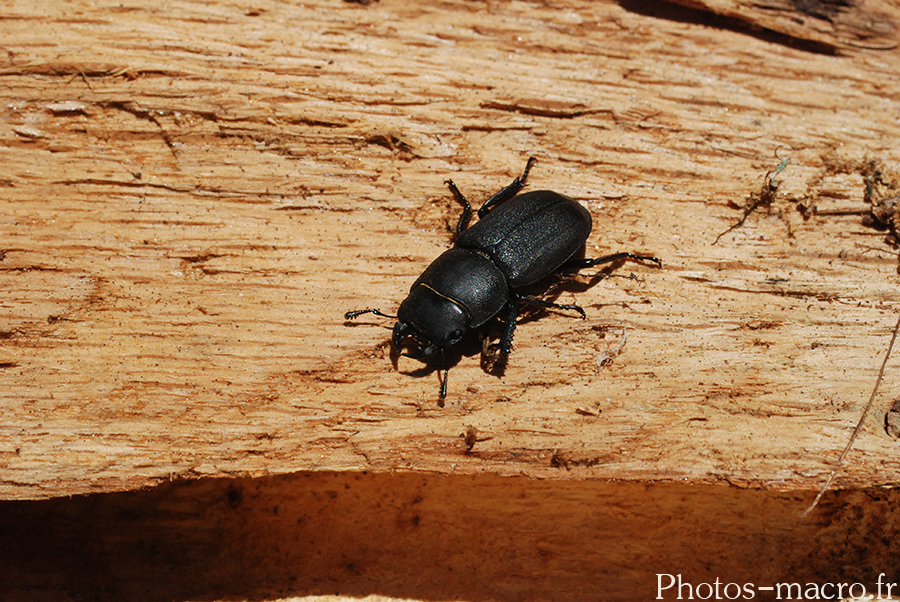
(562, 252, 662, 271)
(495, 302, 519, 356)
(514, 293, 587, 320)
(439, 348, 449, 403)
(445, 179, 474, 236)
(476, 156, 536, 218)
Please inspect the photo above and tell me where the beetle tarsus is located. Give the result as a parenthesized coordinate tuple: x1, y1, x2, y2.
(438, 372, 447, 406)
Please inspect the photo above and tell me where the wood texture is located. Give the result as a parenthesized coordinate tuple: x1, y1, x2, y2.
(2, 0, 900, 501)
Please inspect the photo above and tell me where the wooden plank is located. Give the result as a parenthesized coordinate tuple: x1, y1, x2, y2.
(2, 0, 900, 500)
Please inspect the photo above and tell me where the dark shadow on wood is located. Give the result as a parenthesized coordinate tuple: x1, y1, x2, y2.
(2, 472, 899, 601)
(616, 0, 842, 55)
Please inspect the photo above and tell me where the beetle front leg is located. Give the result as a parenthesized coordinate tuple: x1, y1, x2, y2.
(498, 302, 519, 357)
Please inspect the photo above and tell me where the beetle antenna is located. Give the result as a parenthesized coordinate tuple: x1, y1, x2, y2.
(344, 308, 397, 320)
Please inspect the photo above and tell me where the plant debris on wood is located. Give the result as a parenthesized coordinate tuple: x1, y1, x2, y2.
(714, 156, 791, 244)
(796, 151, 900, 264)
(863, 167, 900, 240)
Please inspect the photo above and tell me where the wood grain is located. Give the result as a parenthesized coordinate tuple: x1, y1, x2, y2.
(2, 0, 900, 501)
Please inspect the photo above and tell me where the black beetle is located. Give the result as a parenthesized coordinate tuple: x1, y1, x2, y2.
(345, 157, 660, 401)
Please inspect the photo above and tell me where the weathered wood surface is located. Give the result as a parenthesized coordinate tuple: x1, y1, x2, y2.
(2, 0, 900, 501)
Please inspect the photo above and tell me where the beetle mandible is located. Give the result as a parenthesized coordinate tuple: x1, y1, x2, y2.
(345, 157, 661, 401)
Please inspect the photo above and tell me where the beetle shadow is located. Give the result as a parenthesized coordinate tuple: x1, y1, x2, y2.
(392, 338, 494, 405)
(520, 256, 647, 314)
(344, 313, 489, 398)
(392, 337, 485, 377)
(479, 256, 649, 379)
(344, 256, 652, 396)
(615, 0, 841, 55)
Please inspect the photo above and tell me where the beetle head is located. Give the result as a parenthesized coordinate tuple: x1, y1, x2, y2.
(393, 285, 469, 358)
